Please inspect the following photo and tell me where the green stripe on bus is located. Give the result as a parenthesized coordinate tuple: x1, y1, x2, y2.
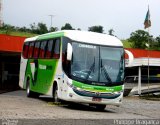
(37, 32, 64, 41)
(72, 80, 122, 93)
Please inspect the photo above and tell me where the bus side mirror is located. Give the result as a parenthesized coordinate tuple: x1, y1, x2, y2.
(67, 43, 73, 61)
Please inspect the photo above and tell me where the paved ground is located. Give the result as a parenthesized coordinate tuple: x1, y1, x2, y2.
(0, 90, 160, 124)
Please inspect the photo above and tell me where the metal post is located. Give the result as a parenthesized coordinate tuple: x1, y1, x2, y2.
(147, 28, 150, 96)
(48, 15, 54, 29)
(138, 66, 141, 95)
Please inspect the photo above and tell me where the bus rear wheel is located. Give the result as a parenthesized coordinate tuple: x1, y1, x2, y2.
(26, 79, 39, 98)
(26, 79, 33, 97)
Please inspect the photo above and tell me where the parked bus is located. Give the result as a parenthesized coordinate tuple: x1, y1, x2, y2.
(19, 30, 125, 110)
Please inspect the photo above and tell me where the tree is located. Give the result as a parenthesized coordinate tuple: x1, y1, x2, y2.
(49, 27, 58, 32)
(29, 22, 49, 34)
(88, 25, 104, 33)
(154, 36, 160, 50)
(36, 22, 48, 34)
(108, 29, 114, 36)
(61, 23, 74, 30)
(1, 24, 15, 34)
(30, 23, 36, 33)
(128, 30, 153, 49)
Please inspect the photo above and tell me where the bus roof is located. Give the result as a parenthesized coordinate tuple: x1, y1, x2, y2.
(25, 30, 123, 47)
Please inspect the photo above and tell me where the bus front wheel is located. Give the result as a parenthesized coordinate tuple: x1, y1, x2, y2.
(95, 104, 106, 111)
(89, 104, 106, 111)
(53, 84, 60, 103)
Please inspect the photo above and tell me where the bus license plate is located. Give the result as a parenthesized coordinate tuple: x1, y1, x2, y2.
(92, 97, 102, 102)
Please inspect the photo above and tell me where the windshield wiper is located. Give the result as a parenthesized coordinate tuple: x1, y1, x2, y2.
(101, 59, 112, 83)
(85, 57, 95, 80)
(116, 54, 124, 81)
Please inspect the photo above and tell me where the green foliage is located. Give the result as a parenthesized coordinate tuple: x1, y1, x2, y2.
(154, 36, 160, 50)
(0, 23, 37, 37)
(122, 40, 132, 48)
(108, 29, 114, 36)
(0, 24, 15, 34)
(36, 22, 48, 34)
(29, 22, 49, 34)
(128, 30, 152, 49)
(0, 29, 37, 37)
(128, 30, 160, 50)
(88, 25, 104, 33)
(49, 27, 58, 32)
(0, 23, 59, 36)
(61, 23, 74, 30)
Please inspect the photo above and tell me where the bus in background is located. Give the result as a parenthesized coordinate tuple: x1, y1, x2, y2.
(19, 30, 125, 110)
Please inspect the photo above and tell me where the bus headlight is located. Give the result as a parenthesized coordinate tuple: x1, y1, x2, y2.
(113, 91, 123, 95)
(67, 79, 78, 90)
(67, 79, 73, 87)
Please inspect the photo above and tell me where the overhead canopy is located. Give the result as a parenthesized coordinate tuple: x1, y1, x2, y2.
(0, 34, 26, 53)
(125, 48, 160, 67)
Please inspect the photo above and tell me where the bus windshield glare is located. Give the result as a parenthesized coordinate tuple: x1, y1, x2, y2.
(71, 42, 124, 86)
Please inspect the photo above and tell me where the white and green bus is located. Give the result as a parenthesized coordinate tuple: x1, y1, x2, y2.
(19, 30, 125, 110)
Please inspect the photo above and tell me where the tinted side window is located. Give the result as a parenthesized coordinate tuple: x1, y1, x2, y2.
(33, 42, 40, 58)
(22, 42, 29, 58)
(46, 40, 54, 58)
(28, 42, 35, 58)
(39, 41, 47, 58)
(53, 39, 60, 59)
(62, 37, 71, 75)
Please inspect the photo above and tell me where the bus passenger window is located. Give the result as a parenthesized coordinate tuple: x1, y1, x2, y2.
(33, 42, 40, 58)
(53, 39, 60, 59)
(39, 41, 47, 58)
(46, 40, 54, 59)
(28, 42, 35, 58)
(22, 42, 29, 58)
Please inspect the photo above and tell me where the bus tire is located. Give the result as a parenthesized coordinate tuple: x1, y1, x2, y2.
(26, 79, 34, 97)
(52, 83, 60, 103)
(95, 104, 106, 111)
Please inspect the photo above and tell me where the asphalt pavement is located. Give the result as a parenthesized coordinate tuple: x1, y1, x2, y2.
(0, 90, 160, 125)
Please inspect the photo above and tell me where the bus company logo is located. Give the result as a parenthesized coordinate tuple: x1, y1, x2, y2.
(39, 64, 47, 70)
(79, 44, 96, 49)
(106, 88, 114, 91)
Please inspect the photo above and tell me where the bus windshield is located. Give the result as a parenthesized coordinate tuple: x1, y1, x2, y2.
(71, 42, 124, 86)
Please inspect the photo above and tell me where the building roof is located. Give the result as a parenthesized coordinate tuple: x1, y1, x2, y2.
(0, 34, 26, 53)
(125, 48, 160, 59)
(125, 48, 160, 67)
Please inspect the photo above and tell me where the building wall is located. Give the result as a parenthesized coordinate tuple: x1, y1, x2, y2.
(0, 34, 25, 91)
(0, 52, 21, 90)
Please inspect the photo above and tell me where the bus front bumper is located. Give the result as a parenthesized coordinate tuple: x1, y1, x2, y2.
(63, 87, 123, 106)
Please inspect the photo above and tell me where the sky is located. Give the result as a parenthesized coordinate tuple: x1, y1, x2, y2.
(2, 0, 160, 39)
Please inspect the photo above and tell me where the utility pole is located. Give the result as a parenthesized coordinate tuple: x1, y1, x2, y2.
(48, 15, 54, 29)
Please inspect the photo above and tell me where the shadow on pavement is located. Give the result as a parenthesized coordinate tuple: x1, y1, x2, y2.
(39, 96, 116, 113)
